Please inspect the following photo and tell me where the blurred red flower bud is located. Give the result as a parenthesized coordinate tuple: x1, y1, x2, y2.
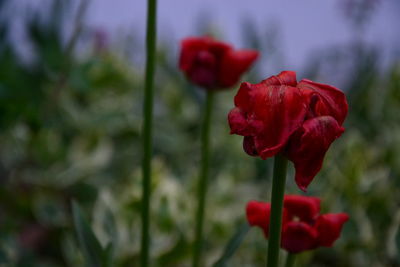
(179, 36, 259, 90)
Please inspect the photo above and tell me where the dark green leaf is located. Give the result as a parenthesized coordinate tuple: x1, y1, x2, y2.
(102, 242, 114, 267)
(72, 200, 103, 267)
(213, 223, 251, 267)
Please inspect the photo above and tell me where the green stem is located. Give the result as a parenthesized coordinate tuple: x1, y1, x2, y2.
(192, 91, 215, 267)
(141, 0, 157, 266)
(267, 154, 288, 267)
(284, 253, 296, 267)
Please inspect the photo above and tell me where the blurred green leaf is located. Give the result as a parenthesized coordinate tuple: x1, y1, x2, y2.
(157, 233, 191, 266)
(103, 242, 114, 267)
(72, 200, 110, 267)
(213, 223, 251, 267)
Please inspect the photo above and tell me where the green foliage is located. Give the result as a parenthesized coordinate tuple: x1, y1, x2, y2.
(0, 1, 399, 267)
(72, 201, 113, 267)
(213, 223, 250, 267)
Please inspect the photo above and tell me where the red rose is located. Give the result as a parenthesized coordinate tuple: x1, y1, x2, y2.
(228, 71, 348, 191)
(179, 36, 259, 89)
(246, 195, 349, 254)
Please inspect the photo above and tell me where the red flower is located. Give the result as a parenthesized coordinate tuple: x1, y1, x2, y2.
(179, 36, 259, 89)
(246, 195, 349, 254)
(228, 71, 348, 190)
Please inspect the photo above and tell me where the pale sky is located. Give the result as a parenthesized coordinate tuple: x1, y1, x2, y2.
(9, 0, 400, 69)
(86, 0, 400, 68)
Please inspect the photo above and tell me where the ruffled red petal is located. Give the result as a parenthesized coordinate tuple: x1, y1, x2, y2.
(286, 116, 345, 191)
(281, 221, 318, 253)
(218, 50, 259, 88)
(232, 80, 307, 159)
(284, 195, 321, 222)
(315, 213, 349, 247)
(228, 107, 251, 136)
(261, 71, 298, 87)
(251, 84, 307, 159)
(243, 136, 259, 156)
(233, 82, 253, 112)
(297, 79, 348, 125)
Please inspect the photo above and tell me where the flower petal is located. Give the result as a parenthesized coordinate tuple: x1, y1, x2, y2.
(246, 201, 271, 237)
(281, 221, 318, 253)
(179, 37, 232, 88)
(243, 136, 259, 156)
(298, 79, 348, 125)
(250, 84, 307, 159)
(232, 80, 307, 159)
(286, 116, 345, 191)
(207, 39, 232, 59)
(219, 50, 259, 88)
(284, 195, 321, 222)
(315, 213, 349, 247)
(179, 37, 210, 71)
(262, 71, 297, 87)
(228, 107, 251, 136)
(187, 65, 217, 88)
(246, 201, 289, 238)
(233, 82, 253, 112)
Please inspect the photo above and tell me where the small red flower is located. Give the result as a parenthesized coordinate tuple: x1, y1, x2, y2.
(228, 71, 348, 191)
(246, 195, 349, 254)
(179, 36, 259, 89)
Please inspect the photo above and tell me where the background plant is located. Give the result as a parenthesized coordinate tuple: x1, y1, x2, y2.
(0, 0, 399, 266)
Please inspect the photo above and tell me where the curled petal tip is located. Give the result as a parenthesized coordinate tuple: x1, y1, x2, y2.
(295, 178, 311, 192)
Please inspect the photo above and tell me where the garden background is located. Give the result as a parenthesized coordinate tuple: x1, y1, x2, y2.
(1, 0, 400, 266)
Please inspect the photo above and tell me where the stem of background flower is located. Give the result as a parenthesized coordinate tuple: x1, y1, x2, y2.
(141, 0, 157, 266)
(284, 253, 296, 267)
(192, 91, 215, 267)
(266, 154, 288, 267)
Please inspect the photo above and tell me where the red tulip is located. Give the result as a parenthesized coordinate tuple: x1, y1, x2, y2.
(245, 195, 349, 254)
(228, 71, 348, 191)
(179, 36, 259, 89)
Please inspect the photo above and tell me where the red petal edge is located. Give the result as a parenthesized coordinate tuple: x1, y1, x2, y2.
(298, 79, 348, 125)
(246, 201, 271, 237)
(286, 116, 345, 191)
(218, 50, 259, 88)
(315, 213, 349, 247)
